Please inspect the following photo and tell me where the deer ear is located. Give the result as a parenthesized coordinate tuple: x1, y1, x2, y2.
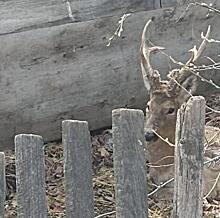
(177, 75, 197, 102)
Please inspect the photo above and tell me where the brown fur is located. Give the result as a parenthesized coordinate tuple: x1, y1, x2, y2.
(145, 90, 220, 199)
(141, 19, 220, 199)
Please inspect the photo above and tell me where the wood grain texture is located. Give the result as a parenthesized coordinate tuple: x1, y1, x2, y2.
(0, 0, 177, 35)
(62, 120, 94, 218)
(15, 134, 47, 218)
(161, 0, 177, 7)
(172, 96, 205, 218)
(0, 152, 5, 218)
(0, 6, 219, 150)
(112, 109, 147, 218)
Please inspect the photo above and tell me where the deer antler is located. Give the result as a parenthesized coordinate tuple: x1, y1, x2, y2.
(168, 25, 211, 94)
(187, 25, 211, 64)
(140, 19, 165, 92)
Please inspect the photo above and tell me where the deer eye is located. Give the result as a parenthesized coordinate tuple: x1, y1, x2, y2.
(167, 108, 175, 114)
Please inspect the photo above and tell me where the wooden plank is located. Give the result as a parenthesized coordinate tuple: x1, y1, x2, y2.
(112, 109, 147, 218)
(162, 0, 177, 7)
(69, 0, 162, 22)
(0, 0, 67, 35)
(0, 8, 219, 150)
(0, 152, 5, 218)
(172, 96, 205, 218)
(15, 134, 47, 218)
(177, 0, 219, 6)
(62, 120, 94, 218)
(0, 0, 177, 35)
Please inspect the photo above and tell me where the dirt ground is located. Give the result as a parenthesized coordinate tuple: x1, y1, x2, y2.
(4, 93, 220, 218)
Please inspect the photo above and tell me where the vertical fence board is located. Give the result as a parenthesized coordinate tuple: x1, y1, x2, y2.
(0, 152, 5, 218)
(112, 109, 147, 218)
(62, 120, 94, 218)
(172, 96, 205, 218)
(15, 134, 47, 218)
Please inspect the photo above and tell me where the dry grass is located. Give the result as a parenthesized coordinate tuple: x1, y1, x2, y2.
(4, 94, 220, 218)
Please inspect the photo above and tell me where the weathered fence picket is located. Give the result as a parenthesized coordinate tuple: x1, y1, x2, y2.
(0, 152, 5, 218)
(172, 96, 206, 218)
(15, 134, 47, 218)
(3, 100, 210, 217)
(112, 109, 148, 218)
(62, 120, 94, 218)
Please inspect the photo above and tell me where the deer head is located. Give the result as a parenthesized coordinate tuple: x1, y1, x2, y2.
(141, 22, 220, 198)
(141, 20, 210, 164)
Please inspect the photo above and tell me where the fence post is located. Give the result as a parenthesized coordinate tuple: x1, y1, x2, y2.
(15, 134, 47, 218)
(112, 109, 147, 218)
(62, 120, 94, 218)
(0, 152, 5, 218)
(172, 96, 205, 218)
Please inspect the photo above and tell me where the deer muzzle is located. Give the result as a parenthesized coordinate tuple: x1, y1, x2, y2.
(145, 130, 158, 142)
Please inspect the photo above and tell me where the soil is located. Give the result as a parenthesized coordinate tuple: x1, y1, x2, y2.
(3, 94, 220, 218)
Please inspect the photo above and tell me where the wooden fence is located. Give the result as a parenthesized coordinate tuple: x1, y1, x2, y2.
(0, 96, 205, 218)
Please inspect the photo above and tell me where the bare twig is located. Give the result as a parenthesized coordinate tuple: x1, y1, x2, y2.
(152, 130, 175, 147)
(194, 63, 220, 71)
(147, 156, 174, 169)
(187, 25, 211, 64)
(176, 3, 194, 23)
(170, 77, 194, 96)
(204, 172, 220, 199)
(107, 13, 131, 46)
(95, 211, 116, 218)
(171, 75, 220, 113)
(148, 178, 174, 197)
(206, 105, 220, 114)
(148, 155, 220, 198)
(201, 33, 220, 44)
(177, 2, 220, 22)
(152, 155, 174, 165)
(147, 163, 174, 168)
(204, 56, 216, 64)
(195, 2, 220, 14)
(149, 40, 220, 93)
(168, 54, 220, 113)
(189, 68, 220, 90)
(204, 155, 220, 166)
(204, 131, 220, 149)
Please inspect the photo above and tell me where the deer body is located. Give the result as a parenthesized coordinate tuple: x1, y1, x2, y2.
(141, 20, 220, 199)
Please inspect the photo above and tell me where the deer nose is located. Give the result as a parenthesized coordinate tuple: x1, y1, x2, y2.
(145, 130, 158, 142)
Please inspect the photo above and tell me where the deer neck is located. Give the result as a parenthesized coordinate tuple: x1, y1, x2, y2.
(146, 139, 174, 165)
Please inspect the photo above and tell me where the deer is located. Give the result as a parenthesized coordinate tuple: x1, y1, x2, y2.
(140, 19, 220, 199)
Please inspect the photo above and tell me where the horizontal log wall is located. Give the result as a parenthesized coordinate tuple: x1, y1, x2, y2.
(0, 0, 219, 150)
(0, 0, 176, 35)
